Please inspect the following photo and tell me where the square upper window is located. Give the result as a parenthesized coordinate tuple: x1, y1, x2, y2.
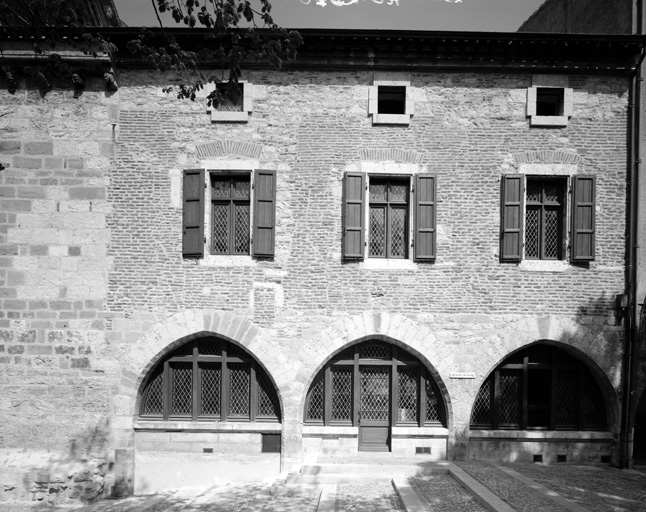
(368, 80, 413, 125)
(527, 85, 572, 127)
(206, 82, 253, 122)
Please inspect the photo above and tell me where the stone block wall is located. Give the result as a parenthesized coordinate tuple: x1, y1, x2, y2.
(0, 68, 633, 503)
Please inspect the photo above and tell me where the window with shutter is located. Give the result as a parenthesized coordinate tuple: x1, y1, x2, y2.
(369, 177, 409, 259)
(182, 169, 277, 260)
(342, 172, 366, 260)
(500, 174, 595, 263)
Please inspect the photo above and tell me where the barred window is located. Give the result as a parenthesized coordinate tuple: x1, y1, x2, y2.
(139, 337, 280, 422)
(525, 178, 565, 260)
(470, 344, 607, 431)
(211, 174, 251, 255)
(369, 177, 409, 259)
(304, 341, 445, 427)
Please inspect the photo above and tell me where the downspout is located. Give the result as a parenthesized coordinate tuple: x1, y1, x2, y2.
(621, 35, 646, 470)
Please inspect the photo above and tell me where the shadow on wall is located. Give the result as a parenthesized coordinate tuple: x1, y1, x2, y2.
(1, 418, 114, 508)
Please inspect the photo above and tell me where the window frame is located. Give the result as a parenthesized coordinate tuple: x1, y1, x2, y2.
(304, 341, 446, 428)
(524, 177, 567, 261)
(368, 80, 414, 125)
(139, 337, 281, 423)
(368, 176, 410, 259)
(210, 172, 251, 256)
(526, 85, 573, 127)
(470, 345, 607, 431)
(206, 81, 253, 123)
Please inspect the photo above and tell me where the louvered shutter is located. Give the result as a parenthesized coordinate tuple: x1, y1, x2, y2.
(183, 169, 205, 258)
(500, 174, 524, 262)
(342, 172, 366, 260)
(253, 169, 276, 257)
(414, 174, 437, 261)
(571, 175, 596, 261)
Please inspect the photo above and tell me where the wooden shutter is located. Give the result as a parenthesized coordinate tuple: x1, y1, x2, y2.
(500, 174, 524, 262)
(571, 175, 596, 261)
(182, 169, 205, 258)
(413, 174, 437, 261)
(342, 172, 366, 260)
(253, 169, 276, 258)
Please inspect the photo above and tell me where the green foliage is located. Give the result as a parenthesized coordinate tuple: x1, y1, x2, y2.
(0, 0, 302, 102)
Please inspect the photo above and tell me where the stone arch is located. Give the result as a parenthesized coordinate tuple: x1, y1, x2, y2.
(358, 148, 423, 164)
(110, 310, 288, 496)
(294, 312, 454, 428)
(468, 339, 620, 431)
(196, 140, 263, 160)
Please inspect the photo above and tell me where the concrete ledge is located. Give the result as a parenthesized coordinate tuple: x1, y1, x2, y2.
(392, 476, 426, 512)
(448, 464, 516, 512)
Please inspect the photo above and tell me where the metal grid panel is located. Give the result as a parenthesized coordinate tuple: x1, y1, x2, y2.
(583, 372, 606, 427)
(544, 209, 560, 258)
(306, 376, 324, 421)
(199, 339, 221, 356)
(257, 368, 280, 418)
(360, 367, 390, 421)
(229, 364, 250, 416)
(331, 367, 352, 421)
(555, 369, 576, 426)
(526, 208, 539, 258)
(369, 207, 386, 257)
(471, 378, 491, 425)
(171, 363, 193, 416)
(390, 207, 406, 257)
(499, 371, 520, 425)
(212, 204, 230, 253)
(200, 363, 221, 416)
(141, 369, 164, 416)
(397, 367, 418, 422)
(234, 204, 250, 254)
(360, 344, 391, 359)
(426, 379, 442, 422)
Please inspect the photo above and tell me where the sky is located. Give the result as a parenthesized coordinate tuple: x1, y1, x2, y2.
(113, 0, 548, 33)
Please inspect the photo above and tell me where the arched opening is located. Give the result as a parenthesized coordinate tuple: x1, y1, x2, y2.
(134, 335, 282, 493)
(138, 335, 281, 423)
(303, 340, 446, 453)
(470, 344, 608, 431)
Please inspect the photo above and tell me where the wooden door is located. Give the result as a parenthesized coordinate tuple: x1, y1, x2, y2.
(358, 366, 391, 451)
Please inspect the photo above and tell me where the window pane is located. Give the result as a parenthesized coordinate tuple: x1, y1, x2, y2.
(389, 182, 408, 202)
(426, 379, 442, 422)
(199, 338, 222, 356)
(212, 204, 230, 253)
(526, 181, 541, 203)
(369, 207, 386, 257)
(171, 363, 193, 416)
(306, 376, 324, 421)
(583, 372, 606, 427)
(331, 368, 352, 421)
(472, 378, 491, 425)
(233, 177, 250, 198)
(229, 364, 250, 417)
(527, 369, 550, 428)
(212, 178, 230, 198)
(390, 207, 407, 258)
(369, 181, 387, 201)
(234, 203, 250, 254)
(525, 208, 540, 259)
(360, 367, 389, 421)
(544, 209, 561, 259)
(359, 344, 390, 359)
(141, 368, 164, 416)
(398, 367, 418, 422)
(555, 369, 577, 427)
(200, 363, 221, 416)
(257, 368, 280, 418)
(499, 371, 521, 425)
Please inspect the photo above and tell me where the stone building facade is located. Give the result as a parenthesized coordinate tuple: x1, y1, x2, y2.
(0, 30, 643, 504)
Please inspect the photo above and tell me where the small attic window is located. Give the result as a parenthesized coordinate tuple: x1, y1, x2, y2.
(215, 82, 244, 112)
(378, 86, 406, 115)
(536, 88, 563, 117)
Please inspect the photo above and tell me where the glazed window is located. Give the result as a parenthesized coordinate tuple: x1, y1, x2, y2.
(139, 337, 281, 422)
(470, 344, 607, 431)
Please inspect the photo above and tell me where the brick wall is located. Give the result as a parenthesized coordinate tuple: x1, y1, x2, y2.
(0, 69, 632, 502)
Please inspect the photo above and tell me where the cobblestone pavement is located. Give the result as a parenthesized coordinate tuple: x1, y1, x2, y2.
(335, 481, 404, 512)
(409, 473, 488, 512)
(458, 461, 566, 512)
(498, 462, 646, 512)
(7, 462, 646, 512)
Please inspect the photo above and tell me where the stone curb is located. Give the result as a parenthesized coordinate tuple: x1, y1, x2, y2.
(447, 464, 516, 512)
(492, 463, 593, 512)
(392, 476, 426, 512)
(317, 484, 337, 512)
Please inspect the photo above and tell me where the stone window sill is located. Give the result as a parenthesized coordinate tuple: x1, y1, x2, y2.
(518, 260, 571, 272)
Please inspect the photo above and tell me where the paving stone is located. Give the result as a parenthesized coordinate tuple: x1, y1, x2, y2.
(410, 473, 489, 512)
(336, 480, 405, 512)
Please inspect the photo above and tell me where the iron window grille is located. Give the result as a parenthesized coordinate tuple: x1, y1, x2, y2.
(470, 344, 607, 431)
(304, 340, 446, 427)
(369, 177, 410, 259)
(139, 337, 281, 422)
(525, 178, 565, 260)
(211, 174, 251, 255)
